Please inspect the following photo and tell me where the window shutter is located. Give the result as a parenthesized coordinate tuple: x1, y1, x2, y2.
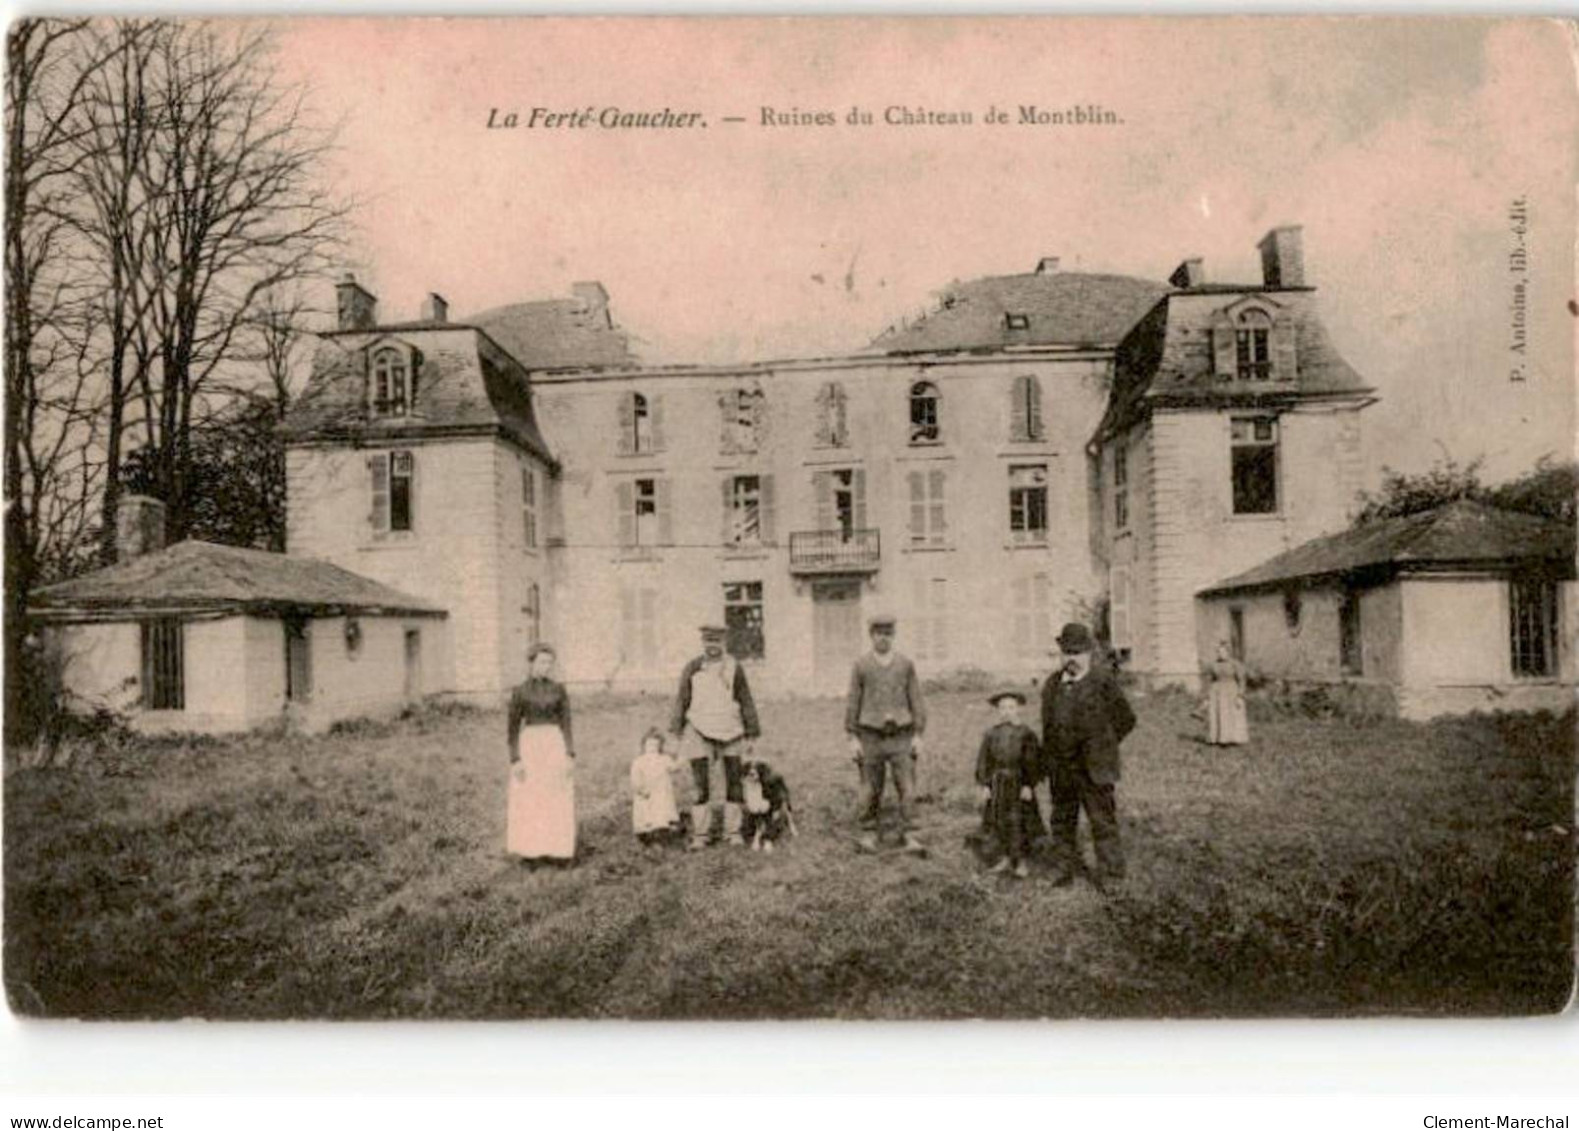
(616, 481, 635, 546)
(1271, 309, 1297, 381)
(718, 392, 735, 454)
(1028, 376, 1043, 439)
(368, 455, 389, 533)
(721, 477, 735, 544)
(656, 478, 673, 546)
(1110, 566, 1132, 650)
(814, 385, 833, 447)
(908, 471, 925, 540)
(1212, 314, 1237, 378)
(759, 474, 777, 544)
(852, 468, 868, 530)
(1010, 376, 1029, 441)
(617, 394, 635, 455)
(813, 471, 833, 532)
(929, 468, 947, 543)
(619, 585, 636, 660)
(832, 384, 847, 446)
(650, 394, 666, 452)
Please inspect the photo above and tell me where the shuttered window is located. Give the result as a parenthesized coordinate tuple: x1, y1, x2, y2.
(1008, 464, 1049, 544)
(141, 618, 185, 710)
(1510, 576, 1560, 678)
(1010, 573, 1053, 658)
(521, 464, 538, 549)
(723, 474, 776, 547)
(909, 381, 940, 444)
(724, 581, 765, 659)
(907, 468, 948, 547)
(911, 576, 950, 662)
(1109, 566, 1132, 653)
(1009, 375, 1044, 442)
(368, 451, 415, 534)
(1113, 443, 1129, 530)
(617, 478, 670, 548)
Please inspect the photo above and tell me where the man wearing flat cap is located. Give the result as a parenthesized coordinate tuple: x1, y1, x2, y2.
(671, 623, 761, 848)
(845, 612, 928, 854)
(1040, 621, 1136, 886)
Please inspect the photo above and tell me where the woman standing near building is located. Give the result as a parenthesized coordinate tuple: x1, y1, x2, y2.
(1204, 640, 1250, 746)
(507, 643, 577, 865)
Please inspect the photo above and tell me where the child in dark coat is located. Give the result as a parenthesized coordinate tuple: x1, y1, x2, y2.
(975, 688, 1042, 878)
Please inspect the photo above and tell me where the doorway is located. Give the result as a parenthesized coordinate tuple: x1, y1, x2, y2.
(812, 579, 863, 694)
(404, 628, 422, 703)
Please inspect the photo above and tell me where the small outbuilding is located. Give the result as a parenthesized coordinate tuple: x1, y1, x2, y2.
(29, 537, 451, 734)
(1195, 500, 1576, 719)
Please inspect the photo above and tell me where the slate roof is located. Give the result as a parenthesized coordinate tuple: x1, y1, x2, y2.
(281, 326, 556, 466)
(1198, 501, 1577, 597)
(29, 541, 446, 619)
(471, 299, 639, 371)
(869, 271, 1172, 354)
(1099, 285, 1373, 439)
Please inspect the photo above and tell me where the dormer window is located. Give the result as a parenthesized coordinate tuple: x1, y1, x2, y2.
(371, 345, 416, 417)
(1235, 309, 1273, 381)
(1005, 313, 1030, 331)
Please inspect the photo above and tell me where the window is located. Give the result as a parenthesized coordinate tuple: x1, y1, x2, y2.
(524, 582, 541, 648)
(371, 347, 414, 416)
(1231, 417, 1279, 515)
(723, 474, 777, 547)
(618, 391, 662, 455)
(616, 477, 671, 548)
(1113, 443, 1129, 530)
(815, 382, 849, 448)
(1338, 591, 1362, 675)
(1010, 573, 1053, 658)
(911, 576, 950, 662)
(1229, 606, 1246, 664)
(1005, 313, 1030, 331)
(1235, 309, 1272, 381)
(284, 618, 311, 703)
(1510, 576, 1560, 678)
(1008, 464, 1049, 544)
(814, 468, 864, 540)
(907, 468, 948, 548)
(909, 381, 940, 444)
(620, 585, 659, 670)
(1010, 375, 1044, 442)
(521, 465, 538, 549)
(721, 387, 764, 454)
(1283, 588, 1302, 634)
(140, 618, 184, 710)
(369, 450, 415, 534)
(1110, 566, 1132, 656)
(724, 581, 765, 660)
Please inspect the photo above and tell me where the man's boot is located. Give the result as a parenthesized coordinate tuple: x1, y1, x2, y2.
(688, 804, 711, 850)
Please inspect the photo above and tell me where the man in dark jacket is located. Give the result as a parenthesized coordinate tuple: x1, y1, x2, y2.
(1041, 622, 1136, 887)
(671, 624, 762, 848)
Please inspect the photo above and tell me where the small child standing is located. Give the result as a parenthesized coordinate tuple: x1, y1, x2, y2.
(631, 728, 681, 846)
(975, 688, 1042, 878)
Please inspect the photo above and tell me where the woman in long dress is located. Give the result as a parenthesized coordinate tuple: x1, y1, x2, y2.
(1204, 640, 1250, 746)
(506, 643, 577, 864)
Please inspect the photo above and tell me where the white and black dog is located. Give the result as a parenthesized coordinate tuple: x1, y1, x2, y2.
(741, 759, 797, 851)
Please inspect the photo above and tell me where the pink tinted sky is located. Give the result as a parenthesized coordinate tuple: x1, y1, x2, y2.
(275, 16, 1575, 483)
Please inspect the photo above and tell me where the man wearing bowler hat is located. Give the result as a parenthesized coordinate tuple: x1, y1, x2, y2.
(671, 623, 761, 848)
(845, 612, 928, 854)
(1041, 621, 1136, 887)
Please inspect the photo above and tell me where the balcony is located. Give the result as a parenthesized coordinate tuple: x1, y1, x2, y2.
(788, 528, 881, 575)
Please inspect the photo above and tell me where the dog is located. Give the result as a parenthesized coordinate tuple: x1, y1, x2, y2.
(741, 759, 797, 852)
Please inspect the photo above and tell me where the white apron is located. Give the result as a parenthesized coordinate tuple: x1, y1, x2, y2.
(507, 723, 576, 859)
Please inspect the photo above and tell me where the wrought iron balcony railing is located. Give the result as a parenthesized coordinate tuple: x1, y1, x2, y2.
(788, 528, 881, 574)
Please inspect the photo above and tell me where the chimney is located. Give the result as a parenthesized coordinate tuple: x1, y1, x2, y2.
(116, 494, 167, 563)
(1035, 257, 1060, 275)
(335, 273, 378, 331)
(420, 292, 448, 324)
(1168, 258, 1206, 288)
(1257, 226, 1305, 288)
(571, 281, 610, 329)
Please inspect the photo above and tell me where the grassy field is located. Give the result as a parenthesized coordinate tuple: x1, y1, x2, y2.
(4, 688, 1573, 1019)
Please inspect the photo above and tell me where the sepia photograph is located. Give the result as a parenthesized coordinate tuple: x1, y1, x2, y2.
(3, 15, 1575, 1022)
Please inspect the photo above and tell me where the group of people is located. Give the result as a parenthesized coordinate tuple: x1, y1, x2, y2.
(502, 611, 1152, 889)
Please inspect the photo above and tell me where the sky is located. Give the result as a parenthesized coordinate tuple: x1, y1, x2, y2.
(273, 16, 1576, 485)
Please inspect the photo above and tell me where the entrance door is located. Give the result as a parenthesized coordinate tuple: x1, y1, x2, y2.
(404, 629, 422, 703)
(812, 580, 863, 694)
(285, 618, 312, 702)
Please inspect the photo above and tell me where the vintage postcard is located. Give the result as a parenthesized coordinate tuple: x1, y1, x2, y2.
(4, 15, 1575, 1021)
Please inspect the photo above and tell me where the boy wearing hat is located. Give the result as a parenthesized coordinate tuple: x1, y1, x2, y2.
(975, 687, 1042, 878)
(1040, 622, 1136, 887)
(671, 624, 762, 848)
(845, 613, 928, 854)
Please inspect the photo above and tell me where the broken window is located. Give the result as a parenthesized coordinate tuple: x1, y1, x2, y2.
(1231, 417, 1278, 515)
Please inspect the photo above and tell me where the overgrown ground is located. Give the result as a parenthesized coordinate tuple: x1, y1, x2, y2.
(4, 689, 1574, 1019)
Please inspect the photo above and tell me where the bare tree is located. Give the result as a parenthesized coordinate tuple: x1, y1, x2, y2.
(134, 22, 345, 541)
(5, 19, 122, 734)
